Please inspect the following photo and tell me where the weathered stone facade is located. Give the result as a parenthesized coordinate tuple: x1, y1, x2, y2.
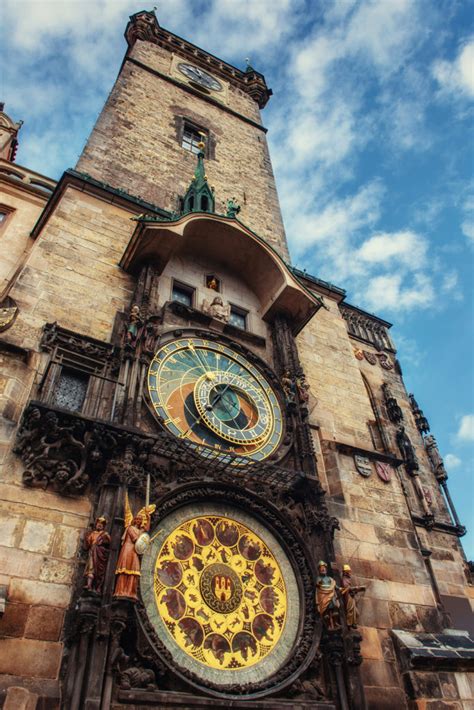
(0, 11, 472, 710)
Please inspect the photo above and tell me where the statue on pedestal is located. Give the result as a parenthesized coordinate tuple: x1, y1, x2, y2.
(84, 516, 111, 595)
(340, 564, 365, 628)
(114, 492, 156, 601)
(315, 561, 339, 629)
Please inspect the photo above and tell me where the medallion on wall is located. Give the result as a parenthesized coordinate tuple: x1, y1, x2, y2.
(141, 504, 299, 687)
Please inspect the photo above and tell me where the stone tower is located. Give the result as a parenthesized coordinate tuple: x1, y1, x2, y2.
(0, 10, 472, 710)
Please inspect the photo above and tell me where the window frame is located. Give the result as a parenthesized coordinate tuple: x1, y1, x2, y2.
(228, 304, 248, 331)
(171, 279, 195, 308)
(181, 121, 208, 156)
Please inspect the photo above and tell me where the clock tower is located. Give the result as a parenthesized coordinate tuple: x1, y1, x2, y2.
(1, 9, 472, 710)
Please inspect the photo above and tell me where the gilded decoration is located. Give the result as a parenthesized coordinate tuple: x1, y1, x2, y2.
(154, 515, 287, 670)
(141, 503, 300, 687)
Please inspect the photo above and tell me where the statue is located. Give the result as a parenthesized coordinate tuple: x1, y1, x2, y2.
(281, 370, 296, 406)
(202, 296, 230, 323)
(125, 304, 143, 349)
(114, 492, 156, 600)
(382, 383, 403, 423)
(296, 374, 310, 404)
(315, 561, 339, 629)
(424, 435, 447, 481)
(396, 425, 419, 472)
(206, 276, 219, 290)
(226, 197, 240, 218)
(84, 516, 111, 594)
(340, 564, 365, 628)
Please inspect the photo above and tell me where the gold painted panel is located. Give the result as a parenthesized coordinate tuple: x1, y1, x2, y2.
(154, 515, 287, 670)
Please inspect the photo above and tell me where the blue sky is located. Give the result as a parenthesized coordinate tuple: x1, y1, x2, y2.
(2, 0, 473, 557)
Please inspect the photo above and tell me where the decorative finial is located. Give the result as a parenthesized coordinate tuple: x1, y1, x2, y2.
(245, 57, 254, 73)
(198, 131, 206, 152)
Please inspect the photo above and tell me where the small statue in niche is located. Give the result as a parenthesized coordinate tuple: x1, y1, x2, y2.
(114, 492, 156, 601)
(125, 304, 143, 349)
(84, 516, 111, 594)
(202, 296, 230, 322)
(226, 197, 241, 218)
(396, 425, 419, 472)
(296, 374, 310, 404)
(281, 370, 296, 407)
(315, 561, 339, 629)
(143, 316, 160, 354)
(206, 275, 219, 291)
(424, 435, 447, 481)
(340, 564, 365, 628)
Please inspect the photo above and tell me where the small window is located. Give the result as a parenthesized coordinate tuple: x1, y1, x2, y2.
(205, 274, 220, 292)
(182, 123, 206, 155)
(172, 281, 195, 307)
(52, 369, 89, 412)
(229, 305, 248, 330)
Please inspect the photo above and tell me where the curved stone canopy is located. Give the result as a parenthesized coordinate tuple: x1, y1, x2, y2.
(120, 212, 321, 333)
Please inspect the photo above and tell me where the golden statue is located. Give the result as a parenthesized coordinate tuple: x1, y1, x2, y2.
(340, 564, 365, 628)
(315, 561, 339, 629)
(114, 491, 156, 600)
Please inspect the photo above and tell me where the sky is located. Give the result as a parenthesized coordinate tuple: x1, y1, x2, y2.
(1, 0, 473, 557)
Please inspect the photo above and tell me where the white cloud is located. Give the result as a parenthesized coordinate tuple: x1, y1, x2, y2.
(433, 38, 474, 98)
(445, 453, 462, 469)
(362, 272, 435, 312)
(457, 414, 474, 442)
(358, 230, 427, 268)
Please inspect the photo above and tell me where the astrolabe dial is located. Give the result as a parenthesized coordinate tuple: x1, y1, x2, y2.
(147, 337, 283, 461)
(177, 62, 223, 92)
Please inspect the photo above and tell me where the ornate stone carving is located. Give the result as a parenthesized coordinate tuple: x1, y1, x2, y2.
(0, 296, 18, 332)
(225, 197, 241, 218)
(424, 435, 447, 481)
(382, 383, 403, 423)
(396, 425, 419, 473)
(354, 454, 372, 478)
(202, 296, 230, 322)
(409, 393, 430, 435)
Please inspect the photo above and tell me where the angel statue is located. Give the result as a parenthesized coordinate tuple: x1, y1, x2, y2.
(202, 296, 231, 323)
(114, 491, 156, 600)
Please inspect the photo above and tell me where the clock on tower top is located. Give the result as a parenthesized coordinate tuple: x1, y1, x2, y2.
(124, 10, 273, 109)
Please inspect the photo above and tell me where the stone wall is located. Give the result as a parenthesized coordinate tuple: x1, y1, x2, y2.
(77, 40, 289, 261)
(297, 293, 472, 709)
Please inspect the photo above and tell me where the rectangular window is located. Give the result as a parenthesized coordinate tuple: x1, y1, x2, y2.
(229, 305, 248, 330)
(182, 123, 206, 154)
(52, 368, 89, 412)
(172, 281, 195, 307)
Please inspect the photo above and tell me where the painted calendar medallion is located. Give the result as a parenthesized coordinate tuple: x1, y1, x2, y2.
(141, 504, 300, 687)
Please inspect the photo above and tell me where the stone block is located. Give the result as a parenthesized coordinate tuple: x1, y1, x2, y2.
(20, 520, 56, 554)
(360, 626, 383, 660)
(365, 685, 408, 710)
(8, 578, 71, 608)
(52, 525, 81, 559)
(361, 659, 400, 688)
(439, 673, 459, 700)
(455, 672, 474, 699)
(404, 671, 442, 700)
(39, 558, 74, 584)
(0, 602, 29, 638)
(389, 602, 423, 631)
(0, 637, 62, 678)
(25, 606, 64, 642)
(4, 686, 38, 710)
(0, 513, 20, 547)
(0, 547, 43, 579)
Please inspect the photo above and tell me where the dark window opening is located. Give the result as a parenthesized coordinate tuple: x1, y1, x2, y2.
(229, 305, 248, 330)
(182, 123, 206, 154)
(172, 281, 195, 307)
(201, 196, 208, 211)
(52, 369, 89, 412)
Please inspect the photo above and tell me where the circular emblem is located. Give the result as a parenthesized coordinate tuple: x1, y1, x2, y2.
(200, 563, 243, 613)
(141, 504, 299, 687)
(147, 337, 284, 461)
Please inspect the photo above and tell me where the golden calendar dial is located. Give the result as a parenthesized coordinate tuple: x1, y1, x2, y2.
(140, 505, 300, 688)
(147, 337, 283, 461)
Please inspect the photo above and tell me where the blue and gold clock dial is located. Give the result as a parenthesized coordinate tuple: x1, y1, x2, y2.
(147, 338, 283, 461)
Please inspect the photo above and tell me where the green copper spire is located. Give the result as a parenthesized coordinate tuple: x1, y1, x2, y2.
(182, 134, 215, 214)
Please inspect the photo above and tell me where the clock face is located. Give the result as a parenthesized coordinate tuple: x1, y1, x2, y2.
(178, 62, 223, 92)
(147, 337, 283, 461)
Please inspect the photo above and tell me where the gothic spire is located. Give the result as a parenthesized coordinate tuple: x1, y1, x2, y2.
(182, 134, 215, 214)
